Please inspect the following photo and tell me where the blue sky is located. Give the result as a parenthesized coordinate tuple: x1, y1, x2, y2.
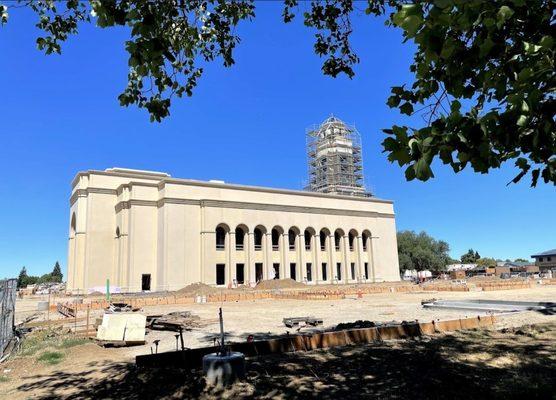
(0, 3, 553, 278)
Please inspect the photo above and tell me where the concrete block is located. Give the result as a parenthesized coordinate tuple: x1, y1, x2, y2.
(96, 313, 146, 342)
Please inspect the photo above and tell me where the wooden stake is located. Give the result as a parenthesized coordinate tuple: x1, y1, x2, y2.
(86, 305, 90, 337)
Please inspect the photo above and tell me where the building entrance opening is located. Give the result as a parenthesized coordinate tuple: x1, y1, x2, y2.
(290, 263, 296, 281)
(236, 263, 245, 284)
(255, 263, 263, 282)
(273, 263, 280, 279)
(141, 274, 151, 291)
(216, 264, 225, 285)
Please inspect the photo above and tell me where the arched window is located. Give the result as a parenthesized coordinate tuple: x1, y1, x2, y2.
(216, 225, 228, 250)
(362, 230, 371, 251)
(254, 226, 265, 251)
(304, 228, 315, 250)
(271, 226, 283, 251)
(319, 229, 330, 251)
(334, 229, 344, 251)
(288, 227, 299, 251)
(349, 230, 358, 251)
(235, 225, 247, 250)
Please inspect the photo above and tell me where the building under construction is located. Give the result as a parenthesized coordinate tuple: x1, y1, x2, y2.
(306, 116, 370, 197)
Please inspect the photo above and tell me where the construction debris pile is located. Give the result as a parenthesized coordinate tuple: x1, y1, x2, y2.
(147, 311, 203, 331)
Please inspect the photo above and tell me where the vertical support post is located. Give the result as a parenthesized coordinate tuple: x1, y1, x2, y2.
(106, 279, 110, 302)
(86, 305, 90, 337)
(219, 307, 225, 355)
(47, 289, 50, 324)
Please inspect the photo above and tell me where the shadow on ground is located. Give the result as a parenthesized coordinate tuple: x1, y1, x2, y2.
(16, 323, 556, 399)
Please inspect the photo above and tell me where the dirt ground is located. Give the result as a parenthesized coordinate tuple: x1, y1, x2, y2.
(2, 286, 555, 399)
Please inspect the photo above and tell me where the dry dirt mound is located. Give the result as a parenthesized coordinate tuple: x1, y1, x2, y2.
(175, 282, 219, 296)
(255, 279, 306, 290)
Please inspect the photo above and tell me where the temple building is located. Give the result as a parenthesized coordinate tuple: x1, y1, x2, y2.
(67, 117, 400, 293)
(67, 167, 400, 293)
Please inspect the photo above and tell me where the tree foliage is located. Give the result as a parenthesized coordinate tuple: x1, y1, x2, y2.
(17, 266, 29, 288)
(51, 261, 63, 282)
(397, 230, 451, 272)
(460, 248, 480, 263)
(1, 0, 554, 184)
(16, 262, 63, 288)
(476, 257, 497, 268)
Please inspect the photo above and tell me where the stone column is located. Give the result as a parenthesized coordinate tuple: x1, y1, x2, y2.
(264, 232, 272, 280)
(342, 235, 350, 283)
(228, 231, 235, 286)
(313, 234, 320, 284)
(328, 234, 335, 283)
(356, 235, 364, 282)
(247, 232, 255, 286)
(299, 234, 306, 283)
(370, 236, 380, 282)
(281, 233, 288, 279)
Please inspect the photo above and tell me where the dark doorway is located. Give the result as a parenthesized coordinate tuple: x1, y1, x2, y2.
(306, 263, 312, 282)
(141, 274, 151, 291)
(273, 263, 280, 279)
(336, 263, 342, 281)
(236, 263, 244, 284)
(351, 263, 356, 280)
(364, 262, 369, 280)
(216, 264, 225, 285)
(290, 263, 296, 281)
(255, 263, 263, 282)
(322, 263, 327, 281)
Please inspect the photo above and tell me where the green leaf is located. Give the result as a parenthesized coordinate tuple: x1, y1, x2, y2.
(496, 6, 514, 27)
(433, 0, 452, 9)
(523, 42, 541, 54)
(479, 37, 494, 57)
(539, 35, 553, 49)
(400, 15, 422, 37)
(414, 158, 433, 180)
(399, 102, 414, 115)
(516, 115, 528, 127)
(405, 166, 416, 181)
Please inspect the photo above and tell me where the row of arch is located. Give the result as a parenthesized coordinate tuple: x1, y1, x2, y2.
(215, 224, 372, 252)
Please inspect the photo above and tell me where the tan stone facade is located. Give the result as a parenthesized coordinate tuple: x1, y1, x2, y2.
(67, 168, 400, 293)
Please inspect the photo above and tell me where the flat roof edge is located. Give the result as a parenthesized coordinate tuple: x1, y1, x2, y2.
(73, 169, 394, 204)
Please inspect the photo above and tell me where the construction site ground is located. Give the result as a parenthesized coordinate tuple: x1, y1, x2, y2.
(2, 285, 555, 399)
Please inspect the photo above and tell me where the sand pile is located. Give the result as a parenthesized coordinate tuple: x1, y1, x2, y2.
(175, 282, 219, 296)
(255, 279, 306, 290)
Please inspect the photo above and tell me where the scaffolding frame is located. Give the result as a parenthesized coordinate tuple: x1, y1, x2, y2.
(306, 116, 370, 197)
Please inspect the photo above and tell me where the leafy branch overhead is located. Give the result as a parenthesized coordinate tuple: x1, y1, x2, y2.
(1, 0, 554, 186)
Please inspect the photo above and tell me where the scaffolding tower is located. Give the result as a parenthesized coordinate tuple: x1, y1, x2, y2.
(306, 116, 370, 197)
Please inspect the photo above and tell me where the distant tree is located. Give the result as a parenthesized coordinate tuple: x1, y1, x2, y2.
(461, 249, 480, 264)
(514, 258, 529, 263)
(17, 266, 28, 289)
(51, 261, 63, 283)
(477, 258, 497, 268)
(397, 231, 451, 272)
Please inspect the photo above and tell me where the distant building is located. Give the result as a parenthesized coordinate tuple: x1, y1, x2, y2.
(446, 263, 477, 272)
(531, 249, 556, 273)
(503, 261, 533, 268)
